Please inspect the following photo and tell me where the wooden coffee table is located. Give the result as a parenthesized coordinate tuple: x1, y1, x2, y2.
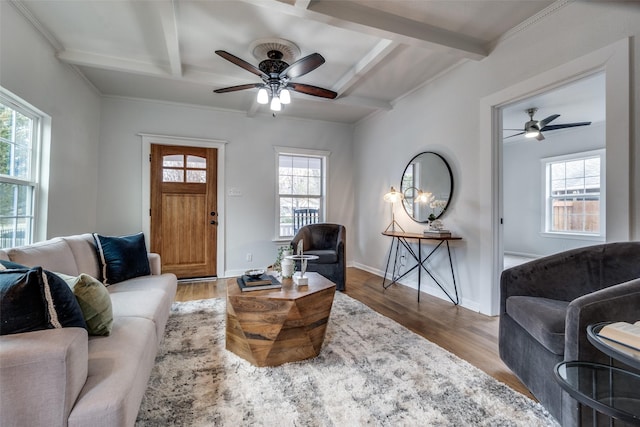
(225, 272, 336, 367)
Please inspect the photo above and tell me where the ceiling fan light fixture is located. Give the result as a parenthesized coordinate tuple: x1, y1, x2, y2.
(280, 88, 291, 104)
(524, 120, 540, 138)
(525, 128, 540, 138)
(270, 96, 282, 112)
(257, 87, 269, 104)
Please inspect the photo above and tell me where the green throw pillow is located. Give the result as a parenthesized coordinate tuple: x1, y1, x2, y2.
(57, 273, 113, 336)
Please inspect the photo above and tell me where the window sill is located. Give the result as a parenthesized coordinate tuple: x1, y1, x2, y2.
(540, 232, 605, 242)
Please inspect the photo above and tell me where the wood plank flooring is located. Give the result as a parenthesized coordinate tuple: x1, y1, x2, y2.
(175, 267, 532, 398)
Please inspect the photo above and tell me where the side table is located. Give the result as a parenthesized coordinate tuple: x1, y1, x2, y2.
(554, 322, 640, 425)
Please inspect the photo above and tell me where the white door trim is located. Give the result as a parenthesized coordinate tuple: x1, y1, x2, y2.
(479, 38, 630, 315)
(140, 133, 228, 277)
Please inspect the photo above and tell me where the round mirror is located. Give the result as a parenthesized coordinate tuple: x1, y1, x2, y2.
(401, 152, 453, 222)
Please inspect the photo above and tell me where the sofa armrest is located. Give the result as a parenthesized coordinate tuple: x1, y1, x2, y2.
(0, 328, 88, 427)
(147, 253, 161, 275)
(565, 277, 640, 362)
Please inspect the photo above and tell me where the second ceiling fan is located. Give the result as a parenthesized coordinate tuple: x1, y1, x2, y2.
(505, 108, 591, 141)
(214, 40, 337, 112)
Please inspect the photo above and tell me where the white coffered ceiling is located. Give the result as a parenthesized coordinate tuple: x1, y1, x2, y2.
(13, 0, 560, 123)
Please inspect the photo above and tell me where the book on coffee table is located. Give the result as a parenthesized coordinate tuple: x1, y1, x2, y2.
(237, 274, 282, 292)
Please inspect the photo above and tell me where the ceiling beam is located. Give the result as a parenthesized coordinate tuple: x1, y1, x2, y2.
(293, 0, 312, 9)
(333, 95, 392, 111)
(255, 0, 487, 60)
(57, 50, 169, 76)
(156, 0, 182, 76)
(305, 1, 487, 60)
(333, 39, 397, 96)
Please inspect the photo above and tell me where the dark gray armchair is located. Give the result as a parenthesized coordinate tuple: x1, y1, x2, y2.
(291, 223, 346, 291)
(499, 242, 640, 426)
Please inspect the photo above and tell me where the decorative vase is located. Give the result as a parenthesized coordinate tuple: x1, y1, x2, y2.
(281, 250, 294, 278)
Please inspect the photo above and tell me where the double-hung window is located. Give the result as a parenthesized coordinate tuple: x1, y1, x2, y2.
(542, 149, 605, 238)
(0, 90, 41, 248)
(275, 147, 328, 239)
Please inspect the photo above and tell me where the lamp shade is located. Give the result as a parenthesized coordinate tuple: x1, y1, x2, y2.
(280, 89, 291, 104)
(257, 88, 269, 104)
(383, 186, 403, 203)
(270, 96, 282, 111)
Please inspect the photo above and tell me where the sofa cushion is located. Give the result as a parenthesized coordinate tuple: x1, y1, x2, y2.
(506, 296, 569, 355)
(7, 238, 79, 276)
(63, 234, 102, 280)
(68, 316, 158, 427)
(58, 273, 113, 336)
(93, 233, 150, 285)
(0, 267, 86, 335)
(303, 249, 338, 264)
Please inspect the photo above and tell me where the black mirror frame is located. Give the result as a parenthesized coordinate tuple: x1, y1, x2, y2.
(400, 151, 454, 223)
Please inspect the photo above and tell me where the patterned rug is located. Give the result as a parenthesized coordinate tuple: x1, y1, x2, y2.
(136, 293, 558, 426)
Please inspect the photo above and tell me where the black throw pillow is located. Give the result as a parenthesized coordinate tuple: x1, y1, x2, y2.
(93, 232, 151, 285)
(0, 267, 86, 335)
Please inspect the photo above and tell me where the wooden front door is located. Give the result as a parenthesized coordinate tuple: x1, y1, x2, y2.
(150, 144, 217, 278)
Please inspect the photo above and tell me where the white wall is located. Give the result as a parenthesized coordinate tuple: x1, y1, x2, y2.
(97, 97, 354, 276)
(0, 2, 102, 238)
(503, 123, 606, 257)
(353, 2, 640, 314)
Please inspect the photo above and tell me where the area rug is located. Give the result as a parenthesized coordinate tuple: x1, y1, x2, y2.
(136, 293, 558, 426)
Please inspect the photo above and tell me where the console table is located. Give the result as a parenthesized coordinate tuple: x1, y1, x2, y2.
(381, 231, 461, 303)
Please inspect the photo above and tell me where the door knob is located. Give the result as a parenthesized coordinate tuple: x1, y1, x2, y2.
(210, 220, 217, 225)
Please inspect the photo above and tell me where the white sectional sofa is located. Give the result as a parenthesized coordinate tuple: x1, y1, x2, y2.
(0, 233, 177, 427)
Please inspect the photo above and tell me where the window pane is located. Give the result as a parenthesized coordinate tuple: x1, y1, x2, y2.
(0, 140, 10, 175)
(279, 155, 293, 175)
(551, 163, 565, 179)
(186, 155, 206, 169)
(14, 111, 32, 147)
(163, 155, 183, 167)
(293, 176, 308, 194)
(0, 182, 31, 216)
(308, 177, 321, 196)
(163, 169, 184, 182)
(279, 175, 292, 194)
(186, 170, 206, 183)
(565, 160, 584, 179)
(565, 177, 584, 191)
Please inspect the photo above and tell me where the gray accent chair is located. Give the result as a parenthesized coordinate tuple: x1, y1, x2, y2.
(291, 223, 346, 291)
(499, 242, 640, 426)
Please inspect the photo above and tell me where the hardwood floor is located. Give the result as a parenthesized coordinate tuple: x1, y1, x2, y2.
(175, 267, 532, 398)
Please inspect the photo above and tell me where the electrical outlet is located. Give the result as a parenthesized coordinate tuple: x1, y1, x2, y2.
(246, 253, 252, 262)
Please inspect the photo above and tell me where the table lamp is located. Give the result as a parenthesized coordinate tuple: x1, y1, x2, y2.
(383, 186, 404, 232)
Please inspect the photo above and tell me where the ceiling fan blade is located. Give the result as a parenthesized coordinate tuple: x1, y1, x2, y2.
(504, 132, 525, 139)
(538, 114, 560, 128)
(541, 122, 592, 131)
(289, 82, 337, 99)
(280, 53, 325, 79)
(214, 83, 262, 94)
(215, 50, 266, 78)
(536, 132, 546, 141)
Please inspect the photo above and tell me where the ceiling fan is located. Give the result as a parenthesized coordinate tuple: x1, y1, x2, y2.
(213, 40, 337, 112)
(504, 108, 592, 141)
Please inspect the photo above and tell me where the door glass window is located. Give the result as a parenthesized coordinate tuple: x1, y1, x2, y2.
(162, 154, 206, 183)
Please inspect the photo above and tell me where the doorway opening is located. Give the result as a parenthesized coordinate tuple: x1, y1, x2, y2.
(500, 73, 606, 270)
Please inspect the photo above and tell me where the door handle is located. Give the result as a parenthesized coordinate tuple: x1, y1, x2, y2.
(210, 220, 217, 225)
